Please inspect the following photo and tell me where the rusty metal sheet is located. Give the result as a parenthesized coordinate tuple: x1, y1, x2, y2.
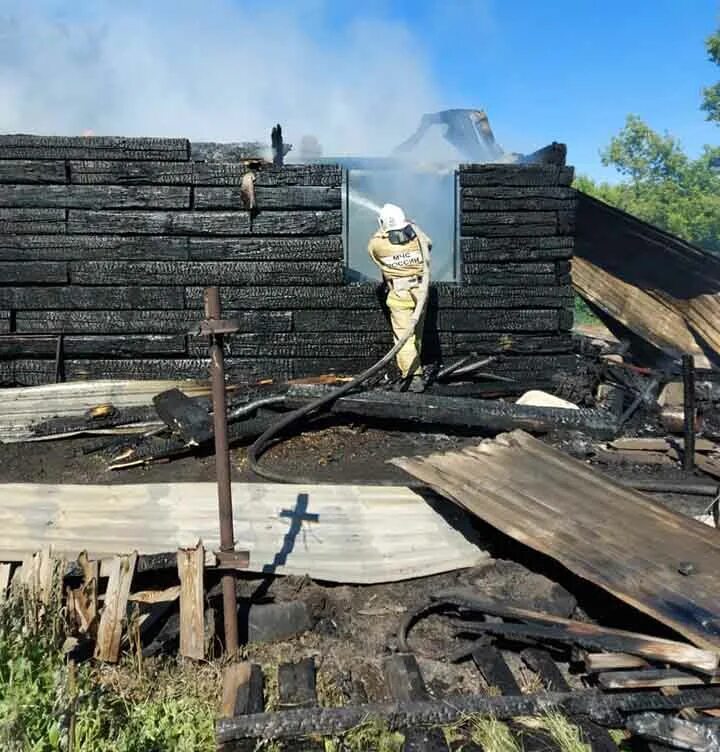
(392, 429, 720, 651)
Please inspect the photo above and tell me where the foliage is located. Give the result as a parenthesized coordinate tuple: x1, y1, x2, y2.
(574, 115, 720, 252)
(702, 26, 720, 123)
(0, 588, 216, 752)
(323, 720, 404, 752)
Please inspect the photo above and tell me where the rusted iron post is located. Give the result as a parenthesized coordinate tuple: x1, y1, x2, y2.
(204, 286, 239, 654)
(682, 354, 696, 472)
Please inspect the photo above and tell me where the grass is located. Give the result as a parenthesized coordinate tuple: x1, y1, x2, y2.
(573, 295, 601, 326)
(0, 585, 217, 752)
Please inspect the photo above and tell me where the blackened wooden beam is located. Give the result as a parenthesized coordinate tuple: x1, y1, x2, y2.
(0, 207, 66, 234)
(153, 388, 213, 445)
(68, 160, 193, 185)
(522, 648, 618, 752)
(15, 310, 292, 335)
(0, 261, 68, 283)
(451, 333, 573, 355)
(68, 260, 345, 286)
(0, 160, 67, 184)
(458, 164, 574, 186)
(382, 654, 449, 751)
(195, 185, 341, 210)
(462, 197, 576, 212)
(278, 658, 317, 710)
(0, 185, 191, 209)
(0, 234, 190, 261)
(0, 334, 187, 357)
(0, 286, 185, 309)
(463, 273, 571, 287)
(193, 163, 342, 187)
(0, 135, 190, 161)
(186, 236, 343, 261)
(216, 687, 720, 745)
(285, 385, 618, 438)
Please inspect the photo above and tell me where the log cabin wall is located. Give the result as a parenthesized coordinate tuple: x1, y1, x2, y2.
(0, 135, 576, 387)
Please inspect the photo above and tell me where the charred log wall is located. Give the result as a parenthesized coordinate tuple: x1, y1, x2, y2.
(0, 135, 575, 386)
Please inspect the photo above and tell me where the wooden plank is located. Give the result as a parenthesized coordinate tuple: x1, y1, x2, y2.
(128, 585, 181, 605)
(0, 208, 66, 234)
(462, 197, 576, 212)
(463, 273, 571, 287)
(463, 186, 576, 200)
(0, 185, 191, 209)
(0, 563, 10, 601)
(0, 234, 189, 261)
(462, 211, 558, 227)
(15, 310, 291, 335)
(187, 236, 343, 261)
(0, 334, 187, 357)
(583, 652, 650, 672)
(472, 646, 521, 693)
(392, 430, 720, 653)
(177, 543, 205, 660)
(463, 261, 571, 276)
(193, 163, 342, 187)
(154, 388, 212, 445)
(383, 654, 449, 751)
(0, 261, 67, 283)
(278, 657, 317, 709)
(68, 260, 344, 286)
(0, 286, 185, 310)
(594, 449, 677, 467)
(609, 438, 718, 452)
(220, 663, 264, 718)
(0, 135, 189, 161)
(293, 309, 388, 332)
(195, 185, 341, 210)
(69, 160, 193, 185)
(94, 552, 137, 663)
(75, 551, 99, 636)
(522, 649, 619, 752)
(458, 164, 574, 186)
(286, 385, 618, 439)
(0, 160, 67, 184)
(436, 285, 574, 310)
(438, 310, 561, 332)
(66, 209, 342, 236)
(0, 311, 10, 334)
(67, 209, 251, 236)
(598, 668, 720, 690)
(451, 333, 573, 355)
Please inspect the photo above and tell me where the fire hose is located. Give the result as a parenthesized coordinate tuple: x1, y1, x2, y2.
(248, 227, 432, 483)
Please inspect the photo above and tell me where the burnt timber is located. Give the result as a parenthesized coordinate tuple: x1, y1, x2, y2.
(0, 135, 576, 386)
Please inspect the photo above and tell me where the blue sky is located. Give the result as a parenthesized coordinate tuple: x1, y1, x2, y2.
(1, 0, 718, 180)
(317, 0, 720, 180)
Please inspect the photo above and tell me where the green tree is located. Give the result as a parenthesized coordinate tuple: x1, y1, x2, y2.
(576, 25, 720, 253)
(702, 26, 720, 123)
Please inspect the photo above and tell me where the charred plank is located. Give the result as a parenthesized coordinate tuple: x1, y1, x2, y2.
(293, 309, 388, 332)
(463, 273, 571, 286)
(278, 658, 317, 710)
(462, 197, 576, 212)
(0, 234, 189, 261)
(0, 334, 186, 357)
(0, 261, 68, 283)
(250, 210, 342, 236)
(462, 186, 576, 200)
(67, 209, 252, 235)
(69, 260, 344, 286)
(464, 261, 571, 276)
(15, 309, 292, 334)
(0, 208, 66, 234)
(285, 385, 618, 438)
(0, 311, 10, 333)
(187, 236, 343, 261)
(461, 223, 564, 238)
(153, 388, 213, 445)
(0, 185, 191, 209)
(458, 164, 574, 187)
(0, 135, 189, 161)
(194, 186, 341, 210)
(437, 309, 561, 332)
(69, 160, 193, 185)
(0, 286, 184, 310)
(0, 160, 67, 184)
(451, 333, 573, 354)
(193, 163, 342, 187)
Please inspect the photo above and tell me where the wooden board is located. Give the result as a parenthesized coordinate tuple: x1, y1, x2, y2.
(392, 429, 720, 652)
(177, 544, 205, 660)
(0, 185, 191, 209)
(0, 135, 189, 161)
(0, 563, 11, 601)
(94, 552, 137, 663)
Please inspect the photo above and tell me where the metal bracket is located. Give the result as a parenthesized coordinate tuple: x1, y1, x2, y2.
(214, 550, 251, 570)
(190, 318, 241, 337)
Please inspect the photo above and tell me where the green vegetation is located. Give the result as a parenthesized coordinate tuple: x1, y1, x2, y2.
(575, 25, 720, 253)
(0, 588, 217, 752)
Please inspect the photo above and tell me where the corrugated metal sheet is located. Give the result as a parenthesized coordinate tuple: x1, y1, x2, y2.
(392, 429, 720, 651)
(0, 482, 488, 583)
(0, 380, 212, 442)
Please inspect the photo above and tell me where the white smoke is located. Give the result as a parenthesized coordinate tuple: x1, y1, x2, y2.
(0, 0, 443, 155)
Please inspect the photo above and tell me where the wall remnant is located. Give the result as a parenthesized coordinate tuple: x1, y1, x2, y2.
(0, 135, 575, 388)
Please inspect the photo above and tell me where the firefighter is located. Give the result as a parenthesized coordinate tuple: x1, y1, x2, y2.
(368, 203, 431, 393)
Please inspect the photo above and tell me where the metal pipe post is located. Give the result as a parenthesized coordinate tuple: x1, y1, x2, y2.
(204, 286, 239, 654)
(682, 353, 696, 472)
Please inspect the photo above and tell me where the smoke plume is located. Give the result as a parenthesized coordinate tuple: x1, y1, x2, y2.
(0, 0, 444, 155)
